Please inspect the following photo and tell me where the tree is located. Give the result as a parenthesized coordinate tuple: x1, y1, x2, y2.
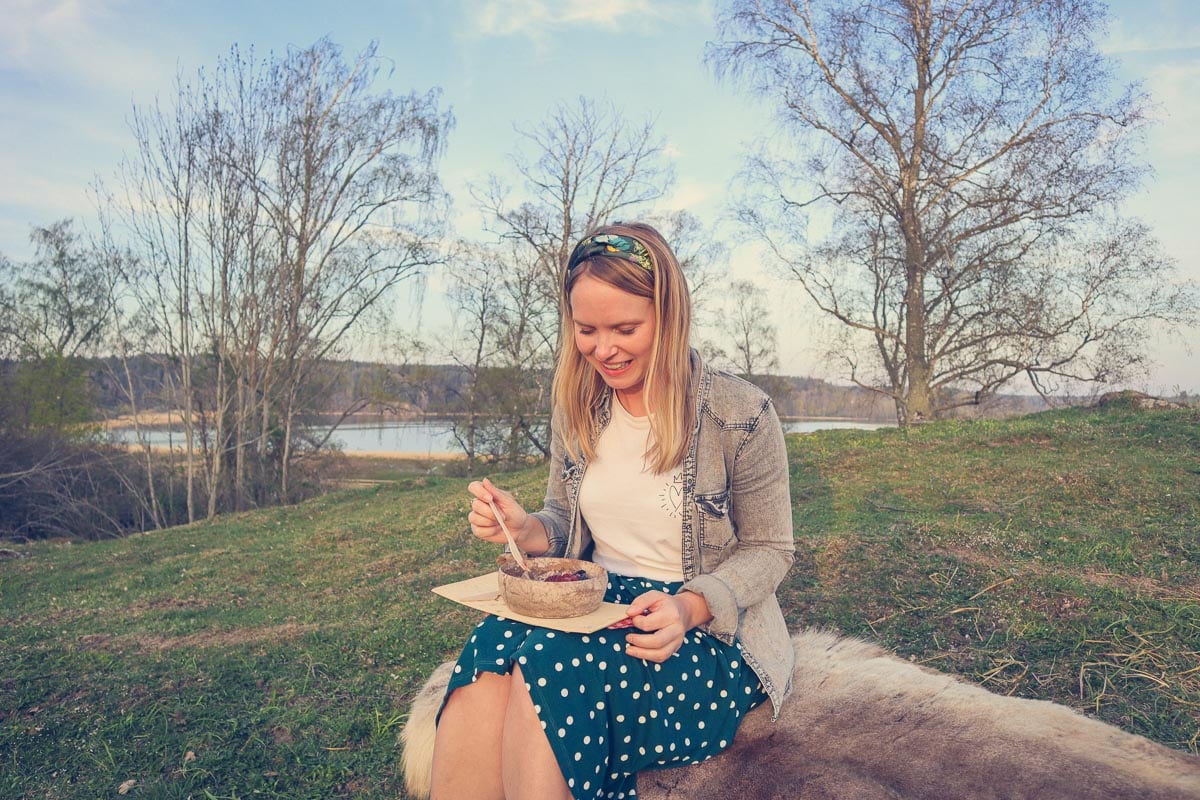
(712, 0, 1197, 423)
(0, 220, 113, 433)
(707, 279, 781, 379)
(104, 38, 451, 518)
(475, 96, 675, 314)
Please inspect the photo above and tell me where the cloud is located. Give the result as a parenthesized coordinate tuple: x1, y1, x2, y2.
(0, 0, 172, 97)
(468, 0, 703, 40)
(1145, 60, 1200, 156)
(1104, 17, 1200, 56)
(1, 0, 110, 68)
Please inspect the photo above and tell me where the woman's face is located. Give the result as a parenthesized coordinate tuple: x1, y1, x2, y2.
(569, 273, 656, 414)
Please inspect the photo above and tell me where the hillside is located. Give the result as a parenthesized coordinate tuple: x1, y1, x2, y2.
(1, 403, 1197, 798)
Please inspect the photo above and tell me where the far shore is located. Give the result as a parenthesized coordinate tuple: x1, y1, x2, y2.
(113, 441, 464, 461)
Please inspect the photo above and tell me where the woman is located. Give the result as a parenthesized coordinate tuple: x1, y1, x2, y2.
(431, 222, 795, 800)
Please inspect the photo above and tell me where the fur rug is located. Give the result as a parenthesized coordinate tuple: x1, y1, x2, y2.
(401, 629, 1200, 799)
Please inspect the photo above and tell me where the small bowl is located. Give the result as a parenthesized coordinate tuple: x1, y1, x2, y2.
(496, 555, 608, 618)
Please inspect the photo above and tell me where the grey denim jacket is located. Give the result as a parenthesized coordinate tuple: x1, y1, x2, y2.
(530, 352, 796, 717)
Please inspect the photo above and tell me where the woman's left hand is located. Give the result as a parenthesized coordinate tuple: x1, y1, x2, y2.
(621, 590, 713, 663)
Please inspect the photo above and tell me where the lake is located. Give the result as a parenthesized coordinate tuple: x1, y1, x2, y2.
(113, 418, 890, 456)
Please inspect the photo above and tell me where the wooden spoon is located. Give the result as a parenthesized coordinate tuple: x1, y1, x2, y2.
(488, 498, 530, 574)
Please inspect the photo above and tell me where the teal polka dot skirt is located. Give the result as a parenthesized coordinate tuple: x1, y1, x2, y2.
(440, 573, 767, 799)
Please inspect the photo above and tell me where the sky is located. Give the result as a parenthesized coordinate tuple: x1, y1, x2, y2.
(1, 0, 1196, 394)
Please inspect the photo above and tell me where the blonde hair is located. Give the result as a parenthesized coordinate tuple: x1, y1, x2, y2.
(551, 222, 695, 473)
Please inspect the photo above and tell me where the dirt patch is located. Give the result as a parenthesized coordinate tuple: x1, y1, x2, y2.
(813, 535, 855, 587)
(936, 544, 1199, 601)
(77, 623, 320, 653)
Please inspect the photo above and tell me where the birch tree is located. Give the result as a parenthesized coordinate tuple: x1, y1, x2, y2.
(712, 0, 1196, 423)
(106, 38, 451, 515)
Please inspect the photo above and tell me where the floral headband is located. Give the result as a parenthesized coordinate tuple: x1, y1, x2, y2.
(566, 233, 654, 275)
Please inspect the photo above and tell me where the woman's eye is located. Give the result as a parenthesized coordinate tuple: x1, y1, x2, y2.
(618, 328, 636, 336)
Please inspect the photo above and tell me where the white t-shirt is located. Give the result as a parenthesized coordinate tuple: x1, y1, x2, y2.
(578, 398, 685, 581)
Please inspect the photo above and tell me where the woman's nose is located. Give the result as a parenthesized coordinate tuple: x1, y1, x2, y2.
(594, 334, 617, 358)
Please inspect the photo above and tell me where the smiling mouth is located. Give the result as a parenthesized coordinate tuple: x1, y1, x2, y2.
(600, 359, 632, 373)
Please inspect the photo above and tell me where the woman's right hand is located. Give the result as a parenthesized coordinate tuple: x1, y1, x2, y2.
(467, 478, 531, 547)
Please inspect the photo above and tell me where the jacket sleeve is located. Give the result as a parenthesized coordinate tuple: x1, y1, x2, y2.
(682, 399, 795, 641)
(528, 414, 571, 558)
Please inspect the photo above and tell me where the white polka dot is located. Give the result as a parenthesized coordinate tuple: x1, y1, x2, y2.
(558, 728, 566, 737)
(566, 715, 574, 725)
(699, 721, 706, 729)
(517, 656, 527, 665)
(616, 714, 625, 723)
(538, 677, 547, 687)
(555, 662, 564, 671)
(454, 665, 462, 673)
(561, 688, 569, 698)
(583, 735, 591, 744)
(571, 658, 581, 667)
(504, 630, 513, 638)
(637, 716, 646, 724)
(574, 752, 582, 761)
(599, 661, 607, 670)
(495, 658, 504, 666)
(649, 709, 658, 719)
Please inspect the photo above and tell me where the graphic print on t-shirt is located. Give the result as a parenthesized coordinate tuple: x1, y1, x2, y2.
(659, 472, 685, 518)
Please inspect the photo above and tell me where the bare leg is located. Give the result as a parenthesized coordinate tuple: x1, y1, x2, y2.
(502, 664, 573, 800)
(431, 672, 509, 800)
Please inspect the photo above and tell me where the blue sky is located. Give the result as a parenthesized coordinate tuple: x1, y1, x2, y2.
(1, 0, 1196, 392)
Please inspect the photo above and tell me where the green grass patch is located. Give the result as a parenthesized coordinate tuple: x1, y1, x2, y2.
(2, 405, 1198, 797)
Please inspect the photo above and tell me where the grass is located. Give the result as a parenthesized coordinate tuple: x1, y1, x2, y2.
(2, 403, 1198, 798)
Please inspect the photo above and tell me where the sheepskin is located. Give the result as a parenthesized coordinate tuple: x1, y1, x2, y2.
(401, 629, 1200, 799)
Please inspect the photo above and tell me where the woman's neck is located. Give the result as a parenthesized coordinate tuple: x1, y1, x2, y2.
(614, 388, 647, 418)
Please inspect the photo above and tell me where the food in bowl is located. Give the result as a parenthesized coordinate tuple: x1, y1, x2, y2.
(496, 555, 607, 618)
